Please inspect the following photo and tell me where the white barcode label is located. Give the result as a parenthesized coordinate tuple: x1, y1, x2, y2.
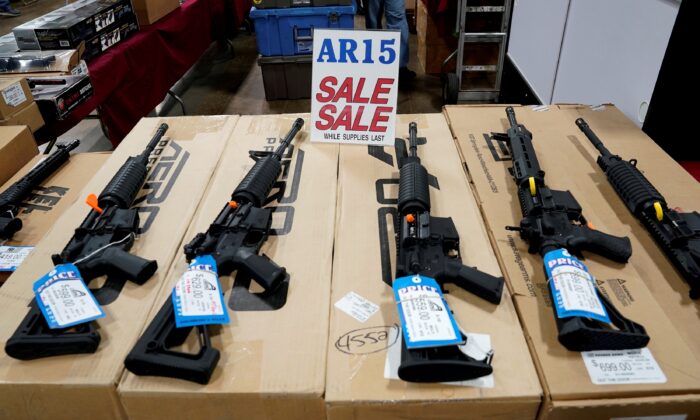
(71, 60, 89, 76)
(0, 246, 33, 272)
(2, 82, 27, 107)
(335, 291, 379, 322)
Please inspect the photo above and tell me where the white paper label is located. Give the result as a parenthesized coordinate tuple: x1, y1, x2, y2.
(174, 268, 225, 317)
(610, 416, 687, 420)
(334, 291, 379, 323)
(2, 82, 27, 107)
(394, 275, 462, 348)
(59, 40, 70, 47)
(582, 348, 667, 385)
(553, 267, 606, 316)
(384, 333, 494, 388)
(0, 246, 33, 272)
(71, 60, 89, 76)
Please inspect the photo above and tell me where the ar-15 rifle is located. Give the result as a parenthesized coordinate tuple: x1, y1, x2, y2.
(492, 107, 649, 351)
(391, 122, 504, 383)
(576, 118, 700, 299)
(0, 140, 80, 240)
(5, 124, 168, 360)
(124, 118, 304, 384)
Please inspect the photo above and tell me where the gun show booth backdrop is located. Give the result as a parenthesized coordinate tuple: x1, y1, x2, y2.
(324, 113, 542, 419)
(0, 115, 238, 420)
(118, 114, 339, 420)
(447, 104, 700, 419)
(0, 152, 111, 284)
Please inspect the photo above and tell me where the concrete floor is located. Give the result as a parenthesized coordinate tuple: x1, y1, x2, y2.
(3, 2, 443, 152)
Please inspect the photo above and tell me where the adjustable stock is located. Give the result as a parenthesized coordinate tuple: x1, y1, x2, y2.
(124, 299, 220, 384)
(5, 304, 100, 360)
(556, 292, 649, 351)
(398, 334, 493, 382)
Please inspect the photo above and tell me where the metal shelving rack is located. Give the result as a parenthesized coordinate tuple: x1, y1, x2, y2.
(442, 0, 512, 103)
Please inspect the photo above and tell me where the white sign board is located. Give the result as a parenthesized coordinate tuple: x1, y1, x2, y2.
(311, 29, 400, 146)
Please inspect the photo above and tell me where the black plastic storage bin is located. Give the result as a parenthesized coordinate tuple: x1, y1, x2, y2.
(258, 55, 312, 100)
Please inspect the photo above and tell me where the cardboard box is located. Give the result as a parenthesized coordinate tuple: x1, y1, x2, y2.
(0, 125, 38, 186)
(0, 102, 45, 132)
(12, 0, 135, 51)
(30, 74, 93, 121)
(0, 78, 33, 120)
(416, 0, 456, 74)
(118, 114, 338, 420)
(541, 105, 700, 387)
(325, 113, 542, 419)
(0, 115, 237, 420)
(446, 104, 700, 419)
(0, 152, 110, 284)
(0, 34, 82, 75)
(131, 0, 179, 25)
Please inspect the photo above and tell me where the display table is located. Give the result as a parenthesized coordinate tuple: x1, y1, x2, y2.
(35, 0, 249, 146)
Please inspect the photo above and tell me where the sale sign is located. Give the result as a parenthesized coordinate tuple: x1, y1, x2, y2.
(311, 29, 400, 146)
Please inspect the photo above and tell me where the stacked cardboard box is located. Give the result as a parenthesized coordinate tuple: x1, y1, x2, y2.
(325, 113, 542, 419)
(447, 104, 700, 419)
(118, 114, 339, 419)
(0, 116, 237, 419)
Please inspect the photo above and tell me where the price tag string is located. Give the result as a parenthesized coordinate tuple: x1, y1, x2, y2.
(73, 232, 135, 265)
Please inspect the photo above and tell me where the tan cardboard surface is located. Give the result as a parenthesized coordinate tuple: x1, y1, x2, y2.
(325, 113, 541, 420)
(447, 105, 700, 415)
(118, 114, 338, 420)
(0, 78, 33, 120)
(0, 102, 45, 132)
(0, 152, 110, 284)
(0, 125, 38, 185)
(132, 0, 180, 25)
(557, 105, 700, 365)
(0, 115, 237, 420)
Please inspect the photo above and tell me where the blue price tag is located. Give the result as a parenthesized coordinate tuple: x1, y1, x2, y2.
(544, 248, 611, 323)
(172, 255, 229, 328)
(33, 263, 105, 329)
(393, 275, 464, 349)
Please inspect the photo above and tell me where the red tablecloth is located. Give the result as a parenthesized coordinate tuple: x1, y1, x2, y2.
(39, 0, 249, 146)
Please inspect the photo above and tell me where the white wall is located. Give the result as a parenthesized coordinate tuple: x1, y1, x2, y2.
(508, 0, 680, 127)
(508, 0, 570, 103)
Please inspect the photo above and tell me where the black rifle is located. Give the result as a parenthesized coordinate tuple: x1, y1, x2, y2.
(577, 118, 700, 299)
(391, 122, 504, 383)
(5, 124, 168, 360)
(492, 107, 649, 351)
(0, 140, 79, 240)
(124, 118, 304, 384)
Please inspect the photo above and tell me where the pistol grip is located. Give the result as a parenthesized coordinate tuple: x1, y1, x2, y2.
(83, 247, 158, 285)
(569, 227, 632, 263)
(239, 253, 286, 292)
(445, 261, 504, 304)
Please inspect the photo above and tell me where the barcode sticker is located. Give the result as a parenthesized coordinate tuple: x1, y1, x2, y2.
(0, 246, 34, 272)
(335, 291, 379, 322)
(2, 82, 27, 107)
